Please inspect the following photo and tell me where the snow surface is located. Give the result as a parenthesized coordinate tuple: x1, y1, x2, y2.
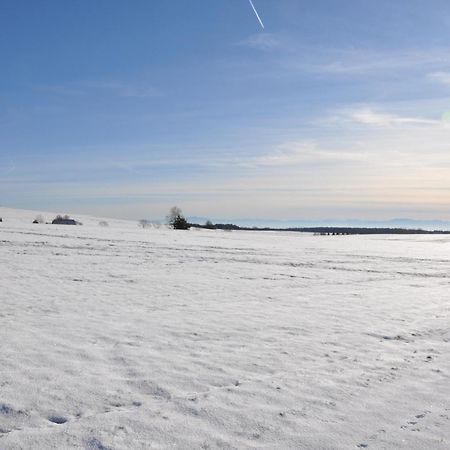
(1, 207, 450, 449)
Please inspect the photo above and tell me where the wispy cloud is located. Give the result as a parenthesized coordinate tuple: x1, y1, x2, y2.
(251, 141, 366, 167)
(429, 71, 450, 86)
(240, 33, 282, 51)
(309, 49, 450, 75)
(238, 39, 450, 78)
(350, 108, 440, 127)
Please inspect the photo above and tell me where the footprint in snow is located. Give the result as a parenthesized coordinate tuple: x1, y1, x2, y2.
(0, 403, 24, 416)
(85, 437, 112, 450)
(400, 410, 431, 431)
(48, 415, 68, 424)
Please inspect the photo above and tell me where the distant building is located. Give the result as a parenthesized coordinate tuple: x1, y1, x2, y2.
(52, 216, 78, 225)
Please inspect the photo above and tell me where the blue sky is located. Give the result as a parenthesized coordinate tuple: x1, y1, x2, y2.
(1, 0, 450, 221)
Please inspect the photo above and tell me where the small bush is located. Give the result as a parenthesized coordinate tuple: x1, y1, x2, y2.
(172, 215, 190, 230)
(166, 206, 190, 230)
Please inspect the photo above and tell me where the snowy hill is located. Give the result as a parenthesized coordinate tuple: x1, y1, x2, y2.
(0, 207, 136, 229)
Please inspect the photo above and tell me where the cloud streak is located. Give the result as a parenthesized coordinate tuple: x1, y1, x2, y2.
(350, 109, 440, 127)
(430, 71, 450, 86)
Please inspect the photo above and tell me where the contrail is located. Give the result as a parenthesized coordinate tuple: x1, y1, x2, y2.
(248, 0, 265, 29)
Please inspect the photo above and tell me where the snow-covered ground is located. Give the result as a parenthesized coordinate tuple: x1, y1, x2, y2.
(1, 208, 449, 449)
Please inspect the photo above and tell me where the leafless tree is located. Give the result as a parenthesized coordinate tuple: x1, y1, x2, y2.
(139, 219, 151, 228)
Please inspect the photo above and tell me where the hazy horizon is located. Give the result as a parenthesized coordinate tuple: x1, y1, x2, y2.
(3, 205, 450, 231)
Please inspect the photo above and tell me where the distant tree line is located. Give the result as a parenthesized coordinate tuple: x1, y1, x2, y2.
(189, 222, 450, 235)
